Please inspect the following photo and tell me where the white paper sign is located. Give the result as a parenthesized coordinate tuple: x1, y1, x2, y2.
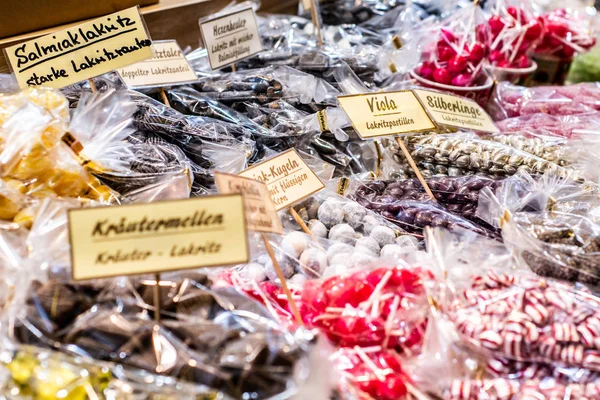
(117, 40, 197, 88)
(199, 7, 263, 70)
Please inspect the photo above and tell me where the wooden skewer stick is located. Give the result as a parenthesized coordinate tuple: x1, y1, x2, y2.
(289, 207, 313, 235)
(310, 0, 324, 47)
(88, 78, 98, 93)
(395, 137, 436, 201)
(261, 233, 304, 325)
(159, 87, 171, 107)
(154, 273, 161, 324)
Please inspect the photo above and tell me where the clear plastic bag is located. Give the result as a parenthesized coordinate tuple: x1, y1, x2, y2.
(0, 345, 223, 399)
(350, 176, 503, 230)
(221, 257, 432, 400)
(423, 227, 600, 382)
(395, 131, 572, 179)
(477, 171, 600, 285)
(495, 111, 600, 139)
(408, 284, 600, 400)
(483, 0, 543, 68)
(536, 8, 596, 59)
(488, 82, 600, 120)
(414, 2, 490, 87)
(0, 89, 140, 213)
(11, 269, 314, 399)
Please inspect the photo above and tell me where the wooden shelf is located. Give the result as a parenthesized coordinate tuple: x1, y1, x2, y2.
(0, 0, 297, 74)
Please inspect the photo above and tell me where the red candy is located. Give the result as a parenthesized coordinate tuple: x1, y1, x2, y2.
(485, 3, 542, 69)
(536, 9, 596, 59)
(450, 270, 600, 371)
(415, 4, 489, 87)
(433, 68, 452, 84)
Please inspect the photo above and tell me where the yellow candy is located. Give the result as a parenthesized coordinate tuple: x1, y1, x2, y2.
(47, 169, 89, 198)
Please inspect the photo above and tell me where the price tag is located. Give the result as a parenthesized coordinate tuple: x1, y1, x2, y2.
(239, 149, 325, 211)
(413, 89, 499, 133)
(68, 195, 249, 280)
(4, 7, 153, 89)
(214, 172, 283, 234)
(337, 90, 436, 139)
(117, 40, 197, 88)
(199, 6, 262, 70)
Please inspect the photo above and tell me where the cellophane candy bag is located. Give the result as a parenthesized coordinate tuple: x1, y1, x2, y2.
(485, 0, 544, 68)
(416, 3, 491, 87)
(536, 8, 596, 60)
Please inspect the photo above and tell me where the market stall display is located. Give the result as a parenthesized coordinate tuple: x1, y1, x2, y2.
(2, 0, 600, 398)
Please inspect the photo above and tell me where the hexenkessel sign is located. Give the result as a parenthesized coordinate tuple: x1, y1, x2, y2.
(5, 7, 153, 89)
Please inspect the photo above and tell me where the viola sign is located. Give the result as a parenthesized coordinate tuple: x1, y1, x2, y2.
(337, 91, 436, 139)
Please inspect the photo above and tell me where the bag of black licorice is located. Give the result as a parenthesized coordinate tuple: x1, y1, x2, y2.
(7, 200, 320, 400)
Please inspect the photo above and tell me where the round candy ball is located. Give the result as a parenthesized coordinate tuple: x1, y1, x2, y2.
(308, 219, 328, 238)
(239, 262, 267, 283)
(362, 215, 382, 236)
(265, 257, 295, 281)
(299, 248, 328, 277)
(342, 202, 368, 229)
(326, 242, 355, 262)
(281, 231, 310, 258)
(370, 226, 396, 247)
(318, 200, 345, 228)
(355, 237, 381, 256)
(329, 223, 357, 246)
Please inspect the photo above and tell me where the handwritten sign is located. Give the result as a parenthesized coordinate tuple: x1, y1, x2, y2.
(239, 149, 325, 211)
(68, 195, 249, 280)
(214, 172, 283, 234)
(337, 91, 436, 139)
(4, 7, 153, 89)
(199, 7, 262, 70)
(413, 89, 499, 134)
(117, 40, 197, 88)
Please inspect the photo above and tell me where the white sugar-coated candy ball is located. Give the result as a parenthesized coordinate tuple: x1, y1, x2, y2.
(352, 252, 377, 269)
(395, 235, 420, 248)
(318, 201, 345, 227)
(299, 248, 328, 276)
(326, 243, 354, 262)
(342, 202, 367, 229)
(265, 257, 294, 281)
(281, 231, 310, 258)
(329, 223, 357, 246)
(239, 263, 266, 283)
(370, 226, 396, 247)
(289, 274, 308, 285)
(362, 215, 381, 235)
(308, 219, 328, 238)
(257, 253, 270, 265)
(381, 244, 409, 258)
(329, 252, 353, 267)
(355, 237, 380, 255)
(322, 264, 351, 279)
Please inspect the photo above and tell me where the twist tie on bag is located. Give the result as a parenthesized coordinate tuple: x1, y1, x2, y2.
(392, 36, 402, 50)
(547, 195, 557, 217)
(336, 177, 349, 195)
(61, 132, 102, 172)
(317, 109, 328, 133)
(374, 141, 383, 177)
(389, 61, 398, 74)
(498, 208, 512, 229)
